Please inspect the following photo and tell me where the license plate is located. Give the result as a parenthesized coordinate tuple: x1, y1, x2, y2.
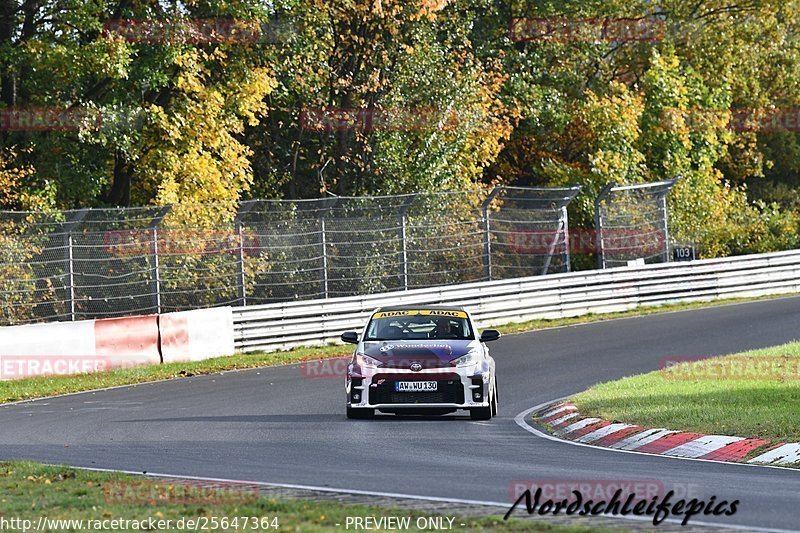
(395, 381, 437, 392)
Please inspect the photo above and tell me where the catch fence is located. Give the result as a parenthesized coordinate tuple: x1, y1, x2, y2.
(0, 186, 579, 325)
(594, 179, 679, 268)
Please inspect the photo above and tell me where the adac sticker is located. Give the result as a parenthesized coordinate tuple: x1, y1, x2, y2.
(372, 309, 467, 319)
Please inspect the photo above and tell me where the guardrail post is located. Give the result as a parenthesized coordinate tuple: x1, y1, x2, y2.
(149, 206, 171, 314)
(482, 187, 502, 281)
(398, 194, 417, 290)
(62, 209, 89, 321)
(234, 200, 257, 307)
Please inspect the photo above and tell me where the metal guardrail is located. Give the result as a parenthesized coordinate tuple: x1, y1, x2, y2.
(232, 249, 800, 352)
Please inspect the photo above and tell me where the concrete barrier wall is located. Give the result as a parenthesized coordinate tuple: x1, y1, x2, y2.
(94, 314, 161, 367)
(0, 307, 235, 380)
(0, 320, 96, 356)
(160, 307, 235, 363)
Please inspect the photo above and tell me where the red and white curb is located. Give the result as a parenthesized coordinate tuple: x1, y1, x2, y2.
(533, 401, 800, 467)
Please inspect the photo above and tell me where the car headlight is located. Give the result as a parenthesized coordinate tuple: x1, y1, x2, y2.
(356, 353, 383, 368)
(451, 350, 478, 367)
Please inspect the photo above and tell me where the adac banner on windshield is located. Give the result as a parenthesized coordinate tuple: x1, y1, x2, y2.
(372, 309, 468, 319)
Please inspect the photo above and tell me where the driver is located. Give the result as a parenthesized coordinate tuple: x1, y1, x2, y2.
(435, 317, 457, 338)
(378, 319, 404, 340)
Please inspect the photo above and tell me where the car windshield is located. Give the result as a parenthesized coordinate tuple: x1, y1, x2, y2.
(364, 310, 474, 341)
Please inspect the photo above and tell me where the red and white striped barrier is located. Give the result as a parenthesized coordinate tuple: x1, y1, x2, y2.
(94, 314, 161, 367)
(160, 308, 235, 363)
(0, 307, 235, 379)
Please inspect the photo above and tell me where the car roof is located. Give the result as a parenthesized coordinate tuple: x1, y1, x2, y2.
(374, 305, 467, 312)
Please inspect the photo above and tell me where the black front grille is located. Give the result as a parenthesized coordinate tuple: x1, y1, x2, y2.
(369, 378, 464, 405)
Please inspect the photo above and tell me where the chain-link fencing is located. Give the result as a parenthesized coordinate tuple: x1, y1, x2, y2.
(0, 186, 580, 325)
(593, 179, 679, 269)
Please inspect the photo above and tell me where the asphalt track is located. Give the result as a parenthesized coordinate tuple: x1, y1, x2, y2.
(2, 296, 800, 531)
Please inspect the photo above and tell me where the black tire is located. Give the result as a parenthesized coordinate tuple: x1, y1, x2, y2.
(346, 406, 374, 419)
(470, 405, 492, 421)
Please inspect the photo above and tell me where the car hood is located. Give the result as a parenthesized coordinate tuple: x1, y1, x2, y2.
(361, 339, 477, 369)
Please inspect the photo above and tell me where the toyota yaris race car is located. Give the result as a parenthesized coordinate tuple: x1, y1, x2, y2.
(341, 306, 500, 420)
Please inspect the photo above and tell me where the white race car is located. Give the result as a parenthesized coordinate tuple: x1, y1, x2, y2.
(341, 306, 500, 420)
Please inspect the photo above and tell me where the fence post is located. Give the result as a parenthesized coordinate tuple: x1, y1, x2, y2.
(398, 194, 417, 290)
(540, 208, 562, 276)
(661, 176, 681, 263)
(67, 233, 75, 320)
(62, 209, 89, 321)
(149, 206, 171, 315)
(234, 200, 257, 307)
(562, 205, 572, 272)
(317, 197, 338, 299)
(594, 182, 616, 270)
(482, 187, 502, 281)
(660, 194, 670, 263)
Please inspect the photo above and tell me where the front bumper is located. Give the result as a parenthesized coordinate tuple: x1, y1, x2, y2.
(346, 367, 491, 410)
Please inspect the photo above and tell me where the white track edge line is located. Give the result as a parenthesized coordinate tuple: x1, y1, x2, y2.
(46, 464, 796, 533)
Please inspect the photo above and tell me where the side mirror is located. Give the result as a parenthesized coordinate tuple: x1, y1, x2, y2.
(341, 331, 359, 344)
(480, 329, 501, 342)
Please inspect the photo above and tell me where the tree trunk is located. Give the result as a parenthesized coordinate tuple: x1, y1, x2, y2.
(0, 0, 16, 107)
(105, 150, 132, 206)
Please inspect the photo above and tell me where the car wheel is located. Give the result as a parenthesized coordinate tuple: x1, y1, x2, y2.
(346, 406, 374, 419)
(470, 404, 492, 421)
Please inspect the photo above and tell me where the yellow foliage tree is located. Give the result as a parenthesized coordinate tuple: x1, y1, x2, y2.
(137, 49, 276, 226)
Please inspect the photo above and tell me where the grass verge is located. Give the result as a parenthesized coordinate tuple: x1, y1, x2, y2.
(571, 341, 800, 443)
(0, 461, 612, 532)
(0, 293, 791, 406)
